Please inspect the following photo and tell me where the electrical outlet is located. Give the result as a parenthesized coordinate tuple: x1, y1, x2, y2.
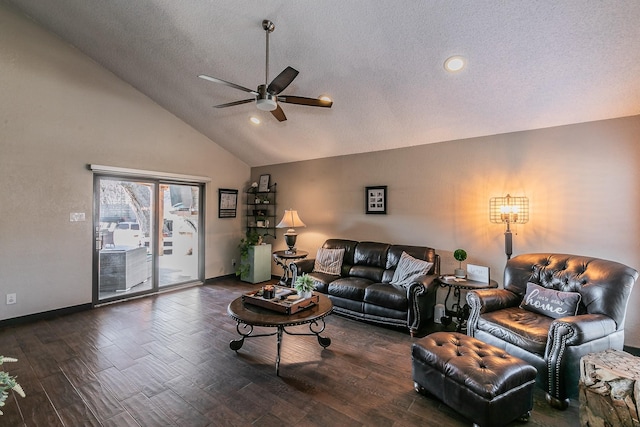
(6, 293, 16, 305)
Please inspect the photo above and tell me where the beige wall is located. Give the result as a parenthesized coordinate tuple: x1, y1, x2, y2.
(3, 2, 640, 349)
(0, 5, 249, 321)
(255, 115, 640, 346)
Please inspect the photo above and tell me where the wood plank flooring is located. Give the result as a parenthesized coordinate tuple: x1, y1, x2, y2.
(0, 278, 579, 426)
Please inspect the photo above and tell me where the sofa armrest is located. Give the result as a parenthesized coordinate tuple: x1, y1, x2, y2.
(407, 274, 439, 335)
(291, 258, 315, 276)
(547, 314, 617, 349)
(466, 288, 521, 337)
(545, 314, 617, 400)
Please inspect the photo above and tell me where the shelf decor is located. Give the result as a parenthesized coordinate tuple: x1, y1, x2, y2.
(258, 174, 271, 192)
(365, 185, 387, 214)
(218, 188, 238, 218)
(246, 182, 277, 238)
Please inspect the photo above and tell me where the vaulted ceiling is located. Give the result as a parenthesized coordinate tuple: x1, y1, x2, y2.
(5, 0, 640, 166)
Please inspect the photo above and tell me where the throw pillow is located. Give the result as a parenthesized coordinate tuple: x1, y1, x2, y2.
(313, 248, 345, 275)
(520, 282, 582, 319)
(390, 251, 433, 288)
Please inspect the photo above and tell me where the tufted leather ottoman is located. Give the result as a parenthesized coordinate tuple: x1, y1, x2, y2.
(412, 332, 537, 427)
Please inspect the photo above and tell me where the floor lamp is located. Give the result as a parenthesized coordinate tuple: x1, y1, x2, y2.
(490, 194, 529, 259)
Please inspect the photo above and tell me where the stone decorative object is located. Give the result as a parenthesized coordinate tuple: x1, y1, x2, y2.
(579, 349, 640, 427)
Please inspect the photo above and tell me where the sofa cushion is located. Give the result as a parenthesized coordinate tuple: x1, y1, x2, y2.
(386, 245, 435, 272)
(353, 242, 390, 268)
(307, 271, 339, 294)
(390, 251, 433, 288)
(364, 283, 408, 311)
(349, 265, 385, 282)
(313, 247, 345, 275)
(520, 282, 581, 319)
(478, 306, 552, 355)
(328, 277, 373, 301)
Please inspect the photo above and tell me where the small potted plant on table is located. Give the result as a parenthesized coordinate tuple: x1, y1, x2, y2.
(454, 249, 467, 278)
(294, 273, 315, 299)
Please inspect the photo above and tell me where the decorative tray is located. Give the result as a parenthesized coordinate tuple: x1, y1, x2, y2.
(242, 286, 319, 315)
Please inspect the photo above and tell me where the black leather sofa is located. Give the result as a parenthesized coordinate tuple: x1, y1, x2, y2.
(290, 239, 440, 336)
(466, 253, 638, 409)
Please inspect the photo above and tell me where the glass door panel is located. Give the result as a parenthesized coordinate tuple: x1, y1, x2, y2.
(158, 183, 200, 287)
(96, 178, 154, 301)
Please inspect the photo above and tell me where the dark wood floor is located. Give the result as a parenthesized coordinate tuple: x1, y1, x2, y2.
(1, 278, 579, 426)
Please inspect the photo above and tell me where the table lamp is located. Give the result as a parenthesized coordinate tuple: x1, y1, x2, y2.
(276, 209, 306, 253)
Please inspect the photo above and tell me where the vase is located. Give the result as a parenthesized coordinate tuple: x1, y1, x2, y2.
(454, 268, 466, 278)
(300, 290, 313, 299)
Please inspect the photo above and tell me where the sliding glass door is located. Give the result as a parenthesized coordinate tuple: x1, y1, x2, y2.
(94, 176, 203, 303)
(158, 183, 200, 287)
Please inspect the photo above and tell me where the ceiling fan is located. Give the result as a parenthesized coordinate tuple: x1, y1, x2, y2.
(198, 19, 333, 122)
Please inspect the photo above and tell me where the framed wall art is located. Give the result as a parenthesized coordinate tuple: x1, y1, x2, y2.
(258, 174, 271, 192)
(218, 188, 238, 218)
(365, 185, 387, 214)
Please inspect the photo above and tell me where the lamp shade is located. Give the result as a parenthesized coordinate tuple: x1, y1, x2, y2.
(489, 194, 529, 260)
(489, 195, 529, 224)
(276, 209, 306, 229)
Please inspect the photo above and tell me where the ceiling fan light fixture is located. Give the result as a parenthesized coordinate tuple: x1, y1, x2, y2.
(199, 19, 332, 122)
(256, 96, 277, 111)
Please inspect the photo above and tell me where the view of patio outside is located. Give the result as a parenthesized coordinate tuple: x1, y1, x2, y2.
(97, 178, 200, 301)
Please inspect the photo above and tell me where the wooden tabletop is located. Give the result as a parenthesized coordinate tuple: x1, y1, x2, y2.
(272, 250, 309, 259)
(437, 275, 498, 290)
(227, 292, 332, 327)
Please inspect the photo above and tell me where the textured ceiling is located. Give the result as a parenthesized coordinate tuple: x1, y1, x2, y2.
(5, 0, 640, 166)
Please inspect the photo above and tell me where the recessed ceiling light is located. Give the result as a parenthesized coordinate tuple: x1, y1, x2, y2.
(444, 56, 466, 72)
(319, 95, 332, 103)
(249, 116, 261, 125)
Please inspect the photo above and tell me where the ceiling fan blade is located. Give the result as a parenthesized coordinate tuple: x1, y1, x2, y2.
(267, 66, 299, 95)
(278, 95, 333, 108)
(213, 99, 254, 108)
(270, 104, 287, 122)
(198, 75, 258, 95)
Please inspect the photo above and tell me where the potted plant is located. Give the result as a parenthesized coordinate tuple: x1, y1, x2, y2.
(294, 273, 315, 298)
(453, 249, 467, 278)
(0, 356, 25, 416)
(236, 230, 261, 278)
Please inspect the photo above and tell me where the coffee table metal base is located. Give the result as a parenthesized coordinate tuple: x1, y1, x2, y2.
(227, 293, 333, 376)
(230, 319, 331, 375)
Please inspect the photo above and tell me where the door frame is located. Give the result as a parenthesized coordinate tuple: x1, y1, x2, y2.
(90, 165, 208, 305)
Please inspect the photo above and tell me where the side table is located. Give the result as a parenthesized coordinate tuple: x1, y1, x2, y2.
(272, 250, 308, 286)
(437, 275, 498, 331)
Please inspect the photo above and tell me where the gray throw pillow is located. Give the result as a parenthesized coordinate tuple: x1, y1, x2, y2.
(520, 282, 581, 319)
(390, 251, 433, 288)
(313, 248, 345, 275)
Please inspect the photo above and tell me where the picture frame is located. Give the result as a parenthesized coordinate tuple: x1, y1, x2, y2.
(365, 185, 387, 214)
(258, 174, 271, 192)
(218, 188, 238, 218)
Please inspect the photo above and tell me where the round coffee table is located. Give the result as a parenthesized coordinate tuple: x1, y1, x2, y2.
(227, 292, 333, 375)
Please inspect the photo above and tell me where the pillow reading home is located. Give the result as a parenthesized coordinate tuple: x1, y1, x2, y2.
(520, 282, 582, 319)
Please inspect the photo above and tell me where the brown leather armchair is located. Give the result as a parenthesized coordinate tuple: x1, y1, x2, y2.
(466, 253, 638, 409)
